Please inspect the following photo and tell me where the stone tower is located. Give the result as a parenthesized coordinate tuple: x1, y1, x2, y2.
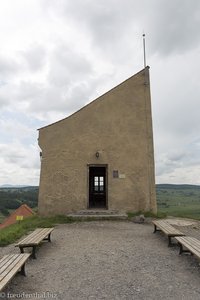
(38, 67, 157, 216)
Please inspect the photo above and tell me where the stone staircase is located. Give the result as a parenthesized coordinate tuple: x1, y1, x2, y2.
(67, 210, 128, 220)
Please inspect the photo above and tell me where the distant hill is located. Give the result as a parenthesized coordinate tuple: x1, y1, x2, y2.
(0, 186, 38, 222)
(1, 184, 200, 221)
(157, 184, 200, 190)
(0, 184, 34, 188)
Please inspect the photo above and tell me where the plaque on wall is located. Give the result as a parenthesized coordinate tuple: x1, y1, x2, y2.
(113, 170, 119, 178)
(119, 174, 126, 179)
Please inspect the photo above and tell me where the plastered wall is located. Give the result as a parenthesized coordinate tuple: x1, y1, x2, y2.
(38, 67, 157, 216)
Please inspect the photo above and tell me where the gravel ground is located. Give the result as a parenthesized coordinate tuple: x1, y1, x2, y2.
(1, 220, 200, 300)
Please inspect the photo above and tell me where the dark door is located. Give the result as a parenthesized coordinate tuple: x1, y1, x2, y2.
(89, 166, 107, 208)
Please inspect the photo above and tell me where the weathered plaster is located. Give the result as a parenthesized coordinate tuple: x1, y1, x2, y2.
(38, 67, 157, 216)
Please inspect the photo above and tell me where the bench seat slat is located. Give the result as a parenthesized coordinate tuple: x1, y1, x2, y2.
(15, 228, 54, 259)
(153, 221, 182, 234)
(0, 254, 20, 277)
(0, 254, 26, 281)
(15, 228, 51, 245)
(177, 236, 200, 248)
(0, 254, 30, 292)
(176, 236, 200, 257)
(15, 228, 54, 246)
(186, 237, 200, 249)
(0, 254, 18, 269)
(152, 220, 184, 236)
(16, 228, 43, 244)
(16, 228, 49, 243)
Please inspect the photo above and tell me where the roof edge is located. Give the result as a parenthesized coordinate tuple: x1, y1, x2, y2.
(38, 66, 150, 131)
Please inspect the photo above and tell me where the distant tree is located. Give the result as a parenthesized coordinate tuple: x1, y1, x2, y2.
(0, 208, 9, 216)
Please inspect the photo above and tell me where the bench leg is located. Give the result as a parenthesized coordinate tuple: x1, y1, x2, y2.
(31, 246, 37, 259)
(178, 242, 183, 254)
(43, 233, 52, 242)
(48, 233, 51, 242)
(168, 236, 179, 247)
(168, 236, 173, 247)
(178, 243, 192, 255)
(153, 224, 157, 233)
(20, 263, 26, 276)
(19, 246, 24, 253)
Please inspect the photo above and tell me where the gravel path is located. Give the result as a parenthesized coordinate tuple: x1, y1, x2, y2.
(1, 221, 200, 300)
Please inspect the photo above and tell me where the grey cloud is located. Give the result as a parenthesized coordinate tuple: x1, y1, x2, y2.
(20, 44, 47, 72)
(0, 144, 24, 165)
(17, 81, 44, 101)
(0, 44, 46, 86)
(156, 140, 200, 178)
(0, 82, 14, 108)
(48, 45, 94, 87)
(54, 0, 200, 57)
(0, 143, 40, 170)
(148, 1, 200, 56)
(167, 152, 186, 162)
(42, 0, 145, 64)
(0, 94, 9, 108)
(152, 55, 200, 158)
(0, 73, 97, 116)
(27, 80, 95, 115)
(63, 81, 95, 112)
(156, 154, 183, 177)
(1, 0, 200, 185)
(0, 56, 20, 80)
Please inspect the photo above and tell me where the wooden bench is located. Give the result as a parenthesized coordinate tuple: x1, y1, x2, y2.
(152, 219, 185, 246)
(175, 236, 200, 259)
(0, 253, 31, 292)
(15, 228, 54, 259)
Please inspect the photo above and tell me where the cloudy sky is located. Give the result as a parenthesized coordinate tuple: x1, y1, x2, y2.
(0, 0, 200, 186)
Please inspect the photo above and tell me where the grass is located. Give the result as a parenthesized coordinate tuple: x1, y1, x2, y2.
(1, 183, 200, 246)
(158, 207, 200, 220)
(157, 184, 200, 220)
(0, 215, 76, 247)
(127, 211, 167, 219)
(0, 214, 128, 247)
(0, 209, 172, 247)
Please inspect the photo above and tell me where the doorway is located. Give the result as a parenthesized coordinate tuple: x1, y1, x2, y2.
(89, 166, 107, 209)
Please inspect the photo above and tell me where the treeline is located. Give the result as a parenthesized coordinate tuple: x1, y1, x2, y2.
(0, 187, 38, 217)
(157, 184, 200, 190)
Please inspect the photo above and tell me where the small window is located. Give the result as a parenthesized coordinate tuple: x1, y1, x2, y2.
(93, 176, 104, 192)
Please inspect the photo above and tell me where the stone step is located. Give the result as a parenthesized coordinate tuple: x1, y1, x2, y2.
(70, 210, 121, 215)
(67, 210, 128, 220)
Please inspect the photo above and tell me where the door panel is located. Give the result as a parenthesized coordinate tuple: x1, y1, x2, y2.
(89, 167, 107, 208)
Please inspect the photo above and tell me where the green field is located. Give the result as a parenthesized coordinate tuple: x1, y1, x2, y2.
(157, 184, 200, 219)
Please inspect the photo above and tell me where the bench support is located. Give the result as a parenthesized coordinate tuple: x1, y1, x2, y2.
(19, 263, 26, 276)
(178, 243, 193, 255)
(154, 225, 174, 247)
(19, 246, 37, 259)
(15, 228, 54, 260)
(168, 236, 173, 247)
(18, 232, 52, 259)
(153, 224, 162, 233)
(43, 233, 52, 243)
(19, 246, 24, 253)
(168, 236, 180, 247)
(32, 246, 37, 259)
